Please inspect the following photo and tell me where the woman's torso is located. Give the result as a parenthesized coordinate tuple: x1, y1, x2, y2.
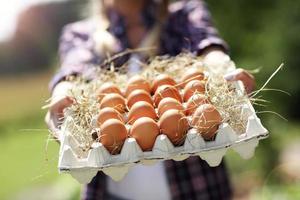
(56, 1, 232, 200)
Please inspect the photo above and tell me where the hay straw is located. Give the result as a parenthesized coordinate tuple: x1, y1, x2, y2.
(204, 74, 249, 134)
(57, 52, 281, 155)
(142, 52, 204, 81)
(250, 63, 284, 98)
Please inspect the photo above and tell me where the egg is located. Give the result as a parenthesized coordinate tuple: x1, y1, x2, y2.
(130, 117, 160, 151)
(182, 80, 206, 102)
(100, 93, 127, 113)
(191, 104, 222, 140)
(159, 109, 189, 145)
(127, 101, 157, 124)
(98, 119, 127, 154)
(153, 85, 182, 107)
(97, 107, 124, 126)
(127, 89, 153, 109)
(157, 97, 185, 117)
(186, 94, 209, 115)
(151, 74, 176, 94)
(125, 76, 151, 97)
(179, 69, 205, 88)
(98, 82, 123, 96)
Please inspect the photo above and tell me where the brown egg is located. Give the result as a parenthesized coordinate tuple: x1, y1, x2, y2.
(159, 109, 189, 145)
(98, 82, 122, 96)
(151, 74, 176, 94)
(99, 119, 127, 154)
(186, 94, 209, 115)
(125, 76, 151, 97)
(127, 89, 153, 109)
(100, 93, 127, 113)
(127, 101, 157, 124)
(191, 104, 222, 140)
(179, 69, 205, 88)
(130, 117, 160, 151)
(182, 80, 206, 102)
(153, 85, 182, 107)
(157, 97, 185, 117)
(97, 107, 124, 126)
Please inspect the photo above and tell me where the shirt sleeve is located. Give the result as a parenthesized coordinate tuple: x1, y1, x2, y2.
(163, 0, 229, 55)
(49, 21, 97, 91)
(187, 0, 229, 54)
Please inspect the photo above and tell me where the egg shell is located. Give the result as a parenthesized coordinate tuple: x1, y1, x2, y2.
(127, 101, 157, 125)
(130, 117, 160, 151)
(186, 94, 209, 115)
(100, 93, 127, 113)
(153, 85, 182, 107)
(125, 76, 151, 97)
(191, 104, 222, 140)
(183, 80, 206, 102)
(98, 82, 123, 96)
(151, 74, 176, 94)
(127, 89, 153, 109)
(99, 119, 128, 154)
(97, 107, 124, 126)
(179, 69, 205, 88)
(159, 109, 189, 145)
(157, 97, 185, 117)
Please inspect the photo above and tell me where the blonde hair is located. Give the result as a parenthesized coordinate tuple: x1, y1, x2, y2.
(89, 0, 169, 57)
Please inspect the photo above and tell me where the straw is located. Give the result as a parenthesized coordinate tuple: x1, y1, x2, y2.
(55, 52, 261, 154)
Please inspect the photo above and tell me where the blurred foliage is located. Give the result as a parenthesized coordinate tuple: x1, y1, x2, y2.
(206, 0, 300, 119)
(0, 73, 81, 200)
(205, 1, 300, 198)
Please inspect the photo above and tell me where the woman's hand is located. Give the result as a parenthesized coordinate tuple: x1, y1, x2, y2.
(202, 48, 255, 94)
(224, 68, 255, 94)
(45, 81, 74, 140)
(202, 48, 236, 74)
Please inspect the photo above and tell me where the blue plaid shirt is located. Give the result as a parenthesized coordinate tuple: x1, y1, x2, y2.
(51, 1, 232, 199)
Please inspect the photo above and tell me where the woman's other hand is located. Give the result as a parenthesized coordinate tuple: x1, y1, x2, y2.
(224, 68, 255, 94)
(202, 47, 255, 94)
(45, 81, 74, 140)
(202, 48, 236, 74)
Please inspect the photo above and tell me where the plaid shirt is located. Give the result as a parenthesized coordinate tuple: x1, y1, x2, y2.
(51, 1, 232, 199)
(84, 158, 231, 200)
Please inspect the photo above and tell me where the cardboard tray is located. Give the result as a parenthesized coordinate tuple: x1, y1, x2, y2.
(57, 99, 268, 184)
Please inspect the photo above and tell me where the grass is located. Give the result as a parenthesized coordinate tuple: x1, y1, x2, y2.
(226, 117, 300, 199)
(251, 183, 300, 200)
(0, 115, 56, 198)
(0, 72, 80, 200)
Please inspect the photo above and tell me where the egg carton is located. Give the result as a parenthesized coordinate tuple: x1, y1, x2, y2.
(58, 96, 268, 184)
